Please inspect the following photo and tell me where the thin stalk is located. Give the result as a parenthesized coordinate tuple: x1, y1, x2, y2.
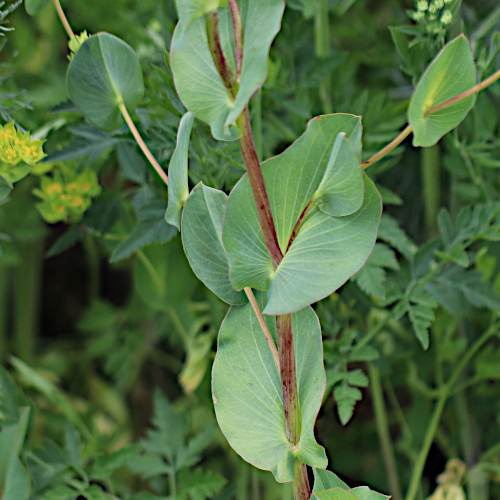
(237, 108, 283, 267)
(368, 364, 403, 500)
(13, 238, 45, 364)
(228, 0, 243, 78)
(244, 287, 280, 371)
(53, 0, 74, 39)
(119, 103, 168, 187)
(364, 68, 500, 170)
(424, 68, 500, 116)
(251, 89, 263, 161)
(83, 235, 100, 300)
(362, 125, 413, 169)
(0, 267, 9, 363)
(421, 145, 440, 237)
(405, 322, 499, 500)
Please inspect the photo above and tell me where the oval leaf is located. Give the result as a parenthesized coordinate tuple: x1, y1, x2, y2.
(166, 112, 195, 229)
(170, 0, 284, 141)
(408, 35, 476, 147)
(212, 295, 327, 482)
(181, 183, 245, 305)
(223, 114, 380, 315)
(67, 33, 144, 131)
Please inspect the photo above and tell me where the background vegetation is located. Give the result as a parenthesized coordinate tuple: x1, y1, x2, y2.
(1, 0, 500, 499)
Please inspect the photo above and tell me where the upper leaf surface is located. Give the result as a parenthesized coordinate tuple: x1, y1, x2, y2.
(25, 0, 50, 15)
(166, 112, 196, 229)
(212, 296, 327, 482)
(67, 33, 144, 131)
(223, 114, 381, 314)
(181, 183, 246, 305)
(170, 0, 284, 141)
(408, 35, 476, 147)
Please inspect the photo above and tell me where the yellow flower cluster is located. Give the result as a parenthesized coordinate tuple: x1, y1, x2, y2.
(33, 167, 101, 223)
(0, 122, 45, 166)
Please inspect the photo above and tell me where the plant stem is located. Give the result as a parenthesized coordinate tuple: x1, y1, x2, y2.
(276, 314, 310, 499)
(53, 0, 74, 39)
(83, 235, 100, 300)
(251, 89, 263, 161)
(228, 0, 243, 79)
(421, 145, 440, 237)
(237, 108, 283, 267)
(292, 459, 311, 500)
(244, 287, 280, 371)
(0, 267, 9, 363)
(13, 238, 45, 364)
(119, 103, 169, 187)
(364, 67, 500, 170)
(404, 322, 499, 500)
(369, 364, 403, 500)
(362, 125, 413, 169)
(314, 0, 332, 114)
(206, 12, 237, 95)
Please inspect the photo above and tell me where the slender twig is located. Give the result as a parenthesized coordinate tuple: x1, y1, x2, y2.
(362, 125, 413, 169)
(405, 322, 499, 500)
(119, 103, 168, 186)
(424, 68, 500, 116)
(53, 0, 74, 39)
(363, 68, 500, 169)
(228, 0, 243, 78)
(244, 287, 280, 371)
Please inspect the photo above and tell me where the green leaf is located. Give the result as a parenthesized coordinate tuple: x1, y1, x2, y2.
(181, 183, 245, 305)
(349, 487, 389, 500)
(177, 468, 227, 500)
(0, 407, 31, 500)
(25, 0, 50, 15)
(312, 488, 358, 500)
(377, 214, 416, 259)
(408, 35, 476, 147)
(313, 469, 349, 492)
(223, 114, 381, 315)
(212, 295, 327, 482)
(166, 112, 196, 229)
(0, 175, 12, 201)
(170, 0, 285, 140)
(90, 445, 142, 480)
(313, 132, 364, 217)
(67, 33, 144, 131)
(173, 0, 220, 50)
(134, 238, 197, 311)
(112, 192, 177, 263)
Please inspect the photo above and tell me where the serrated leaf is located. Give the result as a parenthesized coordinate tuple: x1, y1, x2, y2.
(166, 112, 195, 229)
(212, 295, 327, 482)
(333, 385, 362, 425)
(170, 0, 285, 140)
(346, 369, 369, 388)
(67, 33, 144, 131)
(178, 468, 227, 500)
(404, 288, 438, 350)
(408, 35, 476, 147)
(91, 445, 142, 480)
(377, 214, 415, 259)
(128, 454, 171, 478)
(181, 183, 245, 305)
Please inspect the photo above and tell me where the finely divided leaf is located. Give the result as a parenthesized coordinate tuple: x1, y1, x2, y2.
(409, 35, 476, 147)
(166, 112, 196, 229)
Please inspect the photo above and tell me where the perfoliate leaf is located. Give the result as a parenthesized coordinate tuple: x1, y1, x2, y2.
(212, 294, 327, 482)
(166, 112, 195, 229)
(181, 183, 245, 305)
(408, 35, 476, 147)
(170, 0, 285, 140)
(67, 33, 144, 131)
